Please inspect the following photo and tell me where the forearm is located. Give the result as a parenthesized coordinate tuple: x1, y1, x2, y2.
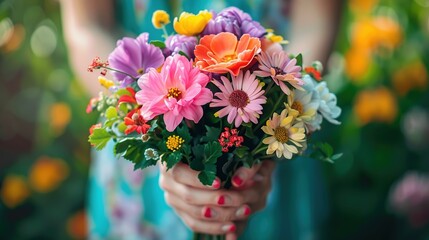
(60, 0, 120, 96)
(286, 0, 343, 66)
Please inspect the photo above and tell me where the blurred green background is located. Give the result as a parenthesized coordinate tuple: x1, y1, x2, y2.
(0, 0, 428, 239)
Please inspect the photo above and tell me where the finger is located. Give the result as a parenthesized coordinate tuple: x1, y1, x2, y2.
(226, 220, 248, 240)
(164, 192, 251, 221)
(231, 163, 262, 188)
(177, 210, 237, 235)
(169, 162, 221, 190)
(240, 160, 276, 189)
(160, 173, 253, 207)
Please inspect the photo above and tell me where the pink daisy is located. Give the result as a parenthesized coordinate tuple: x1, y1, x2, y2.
(254, 51, 304, 95)
(135, 55, 213, 132)
(210, 71, 266, 127)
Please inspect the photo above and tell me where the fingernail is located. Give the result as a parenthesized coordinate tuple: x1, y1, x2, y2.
(203, 207, 214, 218)
(212, 178, 221, 189)
(232, 173, 245, 187)
(222, 224, 236, 232)
(217, 195, 225, 205)
(236, 205, 251, 217)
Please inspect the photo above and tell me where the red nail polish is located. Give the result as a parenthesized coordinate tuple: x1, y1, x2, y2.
(232, 175, 243, 186)
(203, 207, 212, 218)
(212, 179, 220, 189)
(244, 206, 251, 216)
(217, 195, 225, 205)
(228, 224, 236, 232)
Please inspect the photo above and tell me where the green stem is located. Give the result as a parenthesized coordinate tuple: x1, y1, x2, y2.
(264, 81, 274, 95)
(104, 66, 138, 81)
(162, 25, 169, 39)
(252, 146, 268, 155)
(253, 93, 286, 132)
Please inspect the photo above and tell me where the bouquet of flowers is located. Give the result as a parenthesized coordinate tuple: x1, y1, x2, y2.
(87, 7, 341, 239)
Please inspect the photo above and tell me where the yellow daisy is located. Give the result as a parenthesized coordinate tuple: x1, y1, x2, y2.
(261, 109, 306, 159)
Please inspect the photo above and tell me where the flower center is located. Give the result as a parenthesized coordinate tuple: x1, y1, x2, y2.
(137, 68, 144, 75)
(222, 54, 237, 62)
(270, 67, 285, 76)
(166, 135, 185, 152)
(274, 127, 289, 143)
(132, 113, 146, 125)
(291, 101, 304, 115)
(166, 87, 182, 99)
(229, 90, 250, 108)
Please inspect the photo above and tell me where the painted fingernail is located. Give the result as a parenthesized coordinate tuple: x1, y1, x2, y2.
(212, 178, 220, 189)
(217, 195, 225, 205)
(236, 205, 251, 217)
(203, 207, 213, 218)
(232, 173, 244, 187)
(222, 224, 236, 232)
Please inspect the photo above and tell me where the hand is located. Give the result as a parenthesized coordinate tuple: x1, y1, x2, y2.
(159, 160, 275, 239)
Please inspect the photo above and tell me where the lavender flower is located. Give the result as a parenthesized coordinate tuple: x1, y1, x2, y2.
(202, 7, 266, 38)
(165, 34, 197, 59)
(108, 33, 164, 86)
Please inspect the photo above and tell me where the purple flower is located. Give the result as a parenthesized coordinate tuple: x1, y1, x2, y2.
(202, 7, 265, 38)
(165, 34, 197, 59)
(389, 172, 429, 227)
(108, 33, 164, 86)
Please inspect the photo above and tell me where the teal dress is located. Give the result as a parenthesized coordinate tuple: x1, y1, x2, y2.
(88, 1, 327, 239)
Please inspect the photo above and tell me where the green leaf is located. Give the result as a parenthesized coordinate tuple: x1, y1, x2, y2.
(176, 124, 192, 142)
(149, 119, 158, 132)
(134, 158, 158, 170)
(166, 151, 183, 170)
(89, 128, 112, 150)
(198, 170, 216, 186)
(114, 138, 140, 155)
(295, 53, 303, 68)
(178, 51, 190, 60)
(105, 106, 117, 119)
(116, 88, 133, 97)
(233, 146, 250, 159)
(150, 40, 166, 49)
(244, 126, 256, 139)
(201, 126, 221, 143)
(318, 142, 334, 157)
(204, 141, 222, 164)
(122, 142, 145, 162)
(190, 144, 205, 171)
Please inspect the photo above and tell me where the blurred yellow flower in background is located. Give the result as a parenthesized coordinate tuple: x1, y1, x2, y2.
(353, 87, 397, 125)
(29, 156, 69, 193)
(49, 102, 71, 136)
(1, 175, 29, 208)
(174, 10, 212, 36)
(67, 210, 87, 240)
(392, 61, 428, 96)
(152, 10, 170, 29)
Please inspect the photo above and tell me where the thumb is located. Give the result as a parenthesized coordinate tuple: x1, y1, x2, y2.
(231, 163, 262, 188)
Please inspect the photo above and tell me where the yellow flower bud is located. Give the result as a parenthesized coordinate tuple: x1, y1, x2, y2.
(173, 10, 212, 36)
(98, 76, 115, 89)
(152, 10, 170, 29)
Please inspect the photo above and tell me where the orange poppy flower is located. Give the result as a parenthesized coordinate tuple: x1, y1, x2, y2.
(194, 32, 261, 76)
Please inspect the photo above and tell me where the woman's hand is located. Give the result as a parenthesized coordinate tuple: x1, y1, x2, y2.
(159, 160, 275, 239)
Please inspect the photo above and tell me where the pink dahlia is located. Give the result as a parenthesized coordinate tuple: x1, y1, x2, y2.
(210, 71, 266, 127)
(135, 55, 213, 132)
(254, 51, 304, 95)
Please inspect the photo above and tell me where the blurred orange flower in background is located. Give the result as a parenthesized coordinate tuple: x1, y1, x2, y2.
(29, 156, 69, 193)
(67, 210, 87, 240)
(349, 0, 378, 13)
(353, 87, 398, 125)
(1, 175, 30, 208)
(392, 61, 428, 96)
(345, 16, 402, 81)
(49, 102, 71, 136)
